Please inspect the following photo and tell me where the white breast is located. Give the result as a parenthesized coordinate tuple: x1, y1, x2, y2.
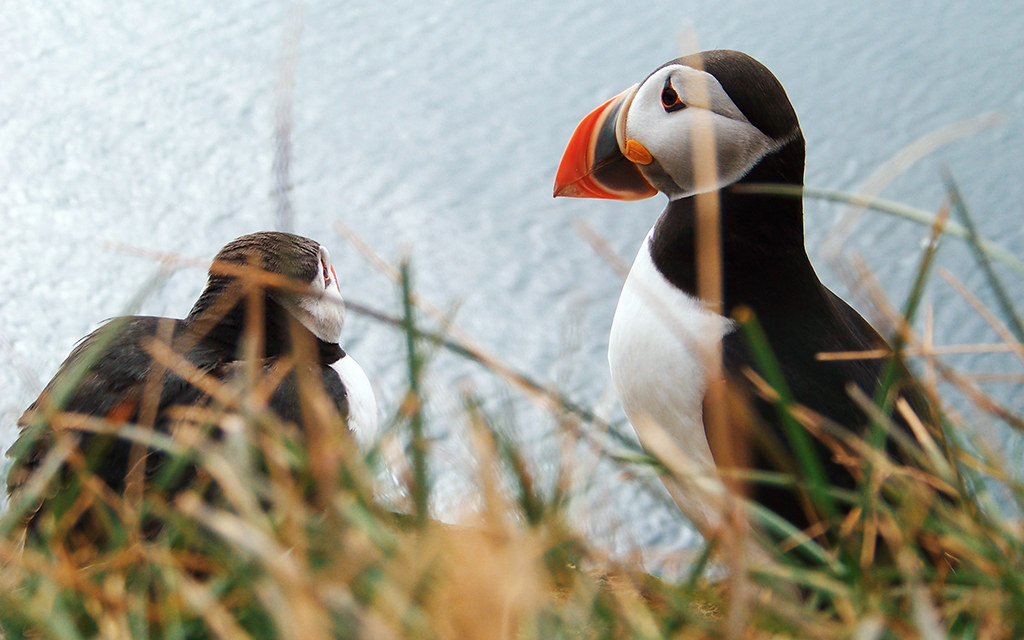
(608, 230, 733, 530)
(332, 352, 380, 451)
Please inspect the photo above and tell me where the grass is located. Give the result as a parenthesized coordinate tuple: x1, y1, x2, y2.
(1, 176, 1023, 639)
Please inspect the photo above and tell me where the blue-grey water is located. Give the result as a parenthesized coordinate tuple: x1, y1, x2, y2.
(1, 0, 1022, 570)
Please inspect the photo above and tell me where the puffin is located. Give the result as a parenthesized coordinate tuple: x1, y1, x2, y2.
(6, 231, 378, 539)
(553, 50, 945, 545)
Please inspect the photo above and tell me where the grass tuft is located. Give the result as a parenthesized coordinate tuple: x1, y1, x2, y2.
(1, 183, 1023, 639)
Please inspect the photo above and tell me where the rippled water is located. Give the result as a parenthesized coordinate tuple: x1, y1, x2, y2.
(1, 0, 1021, 568)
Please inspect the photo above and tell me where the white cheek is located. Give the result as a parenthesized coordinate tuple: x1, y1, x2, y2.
(294, 284, 346, 343)
(710, 117, 775, 183)
(625, 66, 776, 199)
(631, 109, 774, 199)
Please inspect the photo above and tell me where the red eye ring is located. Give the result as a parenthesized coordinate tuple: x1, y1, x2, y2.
(323, 263, 338, 290)
(661, 77, 685, 113)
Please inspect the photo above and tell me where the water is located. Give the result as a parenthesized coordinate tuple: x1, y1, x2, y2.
(1, 0, 1021, 569)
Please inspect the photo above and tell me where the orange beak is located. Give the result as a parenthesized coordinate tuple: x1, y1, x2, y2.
(553, 85, 657, 201)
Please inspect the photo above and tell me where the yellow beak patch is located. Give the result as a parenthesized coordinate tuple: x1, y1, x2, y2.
(623, 139, 654, 165)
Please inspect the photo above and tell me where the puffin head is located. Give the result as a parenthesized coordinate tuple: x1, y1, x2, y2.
(554, 50, 802, 202)
(189, 232, 347, 345)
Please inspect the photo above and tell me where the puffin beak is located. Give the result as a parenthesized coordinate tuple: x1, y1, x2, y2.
(553, 84, 657, 200)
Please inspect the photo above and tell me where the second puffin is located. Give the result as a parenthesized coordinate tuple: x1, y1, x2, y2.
(7, 231, 378, 544)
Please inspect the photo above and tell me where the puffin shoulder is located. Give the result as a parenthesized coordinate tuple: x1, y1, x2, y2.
(21, 316, 181, 423)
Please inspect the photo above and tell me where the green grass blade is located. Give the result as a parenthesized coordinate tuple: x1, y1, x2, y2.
(942, 169, 1024, 342)
(399, 259, 430, 528)
(871, 199, 945, 440)
(733, 183, 1024, 280)
(734, 307, 839, 521)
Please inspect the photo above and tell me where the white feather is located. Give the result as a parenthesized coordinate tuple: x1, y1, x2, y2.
(608, 230, 734, 530)
(332, 352, 379, 450)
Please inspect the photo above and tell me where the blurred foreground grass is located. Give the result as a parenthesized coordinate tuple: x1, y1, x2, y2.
(1, 180, 1024, 640)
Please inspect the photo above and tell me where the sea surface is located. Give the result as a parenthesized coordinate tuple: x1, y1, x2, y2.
(1, 0, 1021, 571)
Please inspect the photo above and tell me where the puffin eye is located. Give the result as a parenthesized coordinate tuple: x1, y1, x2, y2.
(661, 78, 685, 113)
(322, 263, 331, 286)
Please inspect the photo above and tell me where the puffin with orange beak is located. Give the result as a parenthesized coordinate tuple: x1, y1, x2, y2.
(555, 50, 944, 546)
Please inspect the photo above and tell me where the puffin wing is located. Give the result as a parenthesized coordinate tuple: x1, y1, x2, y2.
(6, 317, 198, 495)
(711, 289, 943, 533)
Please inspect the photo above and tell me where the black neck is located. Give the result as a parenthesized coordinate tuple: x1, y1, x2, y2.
(647, 140, 823, 318)
(184, 293, 343, 366)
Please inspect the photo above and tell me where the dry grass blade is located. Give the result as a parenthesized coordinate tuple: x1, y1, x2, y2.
(939, 267, 1024, 367)
(844, 249, 1024, 434)
(177, 575, 258, 640)
(574, 219, 632, 279)
(104, 241, 210, 271)
(0, 325, 43, 395)
(144, 339, 240, 409)
(816, 343, 1021, 361)
(271, 2, 304, 234)
(819, 112, 1002, 261)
